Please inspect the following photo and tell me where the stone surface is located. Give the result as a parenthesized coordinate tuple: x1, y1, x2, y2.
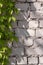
(37, 0, 43, 2)
(27, 29, 35, 37)
(9, 57, 16, 65)
(30, 2, 41, 11)
(39, 20, 43, 27)
(18, 20, 29, 28)
(28, 57, 38, 64)
(39, 57, 43, 63)
(15, 28, 29, 38)
(36, 28, 43, 37)
(17, 0, 26, 2)
(29, 20, 38, 29)
(9, 0, 43, 65)
(34, 38, 43, 47)
(27, 0, 36, 2)
(17, 57, 27, 64)
(24, 38, 33, 46)
(11, 47, 24, 56)
(15, 11, 30, 20)
(30, 11, 43, 19)
(25, 47, 36, 56)
(15, 3, 29, 11)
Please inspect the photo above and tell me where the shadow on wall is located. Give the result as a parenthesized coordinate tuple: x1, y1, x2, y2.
(9, 0, 43, 65)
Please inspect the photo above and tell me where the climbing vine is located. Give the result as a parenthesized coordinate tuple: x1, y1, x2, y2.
(0, 0, 18, 65)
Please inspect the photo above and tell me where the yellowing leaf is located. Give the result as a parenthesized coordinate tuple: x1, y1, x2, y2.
(12, 16, 16, 22)
(0, 53, 2, 58)
(8, 17, 11, 22)
(0, 33, 2, 39)
(0, 3, 3, 7)
(10, 10, 13, 14)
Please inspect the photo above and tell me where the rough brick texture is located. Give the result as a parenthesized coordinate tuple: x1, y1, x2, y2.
(9, 0, 43, 65)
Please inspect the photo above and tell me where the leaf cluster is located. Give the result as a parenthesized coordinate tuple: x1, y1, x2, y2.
(0, 0, 18, 65)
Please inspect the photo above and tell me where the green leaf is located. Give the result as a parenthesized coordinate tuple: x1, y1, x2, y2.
(0, 53, 2, 58)
(0, 3, 3, 7)
(12, 16, 16, 22)
(0, 0, 18, 65)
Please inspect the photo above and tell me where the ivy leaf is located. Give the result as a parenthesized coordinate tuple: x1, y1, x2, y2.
(14, 8, 19, 14)
(0, 3, 3, 7)
(11, 16, 16, 22)
(0, 53, 2, 58)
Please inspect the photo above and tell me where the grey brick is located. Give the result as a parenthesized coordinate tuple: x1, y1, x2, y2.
(39, 20, 43, 27)
(34, 38, 43, 48)
(15, 3, 29, 11)
(30, 2, 41, 11)
(15, 11, 30, 20)
(30, 11, 43, 19)
(38, 63, 43, 65)
(39, 57, 43, 63)
(15, 11, 25, 20)
(37, 0, 43, 2)
(36, 28, 43, 37)
(9, 57, 16, 65)
(34, 47, 43, 55)
(18, 20, 29, 28)
(24, 38, 33, 46)
(28, 57, 38, 64)
(11, 47, 24, 56)
(13, 37, 33, 47)
(27, 0, 36, 2)
(27, 29, 35, 37)
(15, 28, 29, 38)
(29, 20, 38, 29)
(17, 0, 26, 2)
(25, 47, 36, 56)
(33, 38, 43, 55)
(17, 57, 27, 64)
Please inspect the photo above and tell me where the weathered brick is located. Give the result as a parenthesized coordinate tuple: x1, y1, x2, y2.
(18, 20, 29, 28)
(17, 57, 27, 64)
(30, 11, 43, 19)
(27, 0, 36, 2)
(39, 57, 43, 63)
(34, 47, 43, 55)
(9, 0, 43, 65)
(27, 29, 35, 37)
(33, 39, 43, 55)
(34, 38, 43, 47)
(11, 47, 24, 56)
(28, 57, 38, 64)
(25, 45, 43, 56)
(15, 28, 29, 38)
(30, 2, 41, 11)
(15, 11, 25, 20)
(36, 28, 43, 37)
(39, 20, 43, 27)
(12, 37, 25, 48)
(25, 47, 36, 56)
(24, 38, 33, 46)
(38, 63, 43, 65)
(29, 20, 38, 29)
(12, 22, 17, 28)
(13, 37, 33, 47)
(37, 0, 43, 2)
(15, 11, 30, 20)
(9, 57, 16, 65)
(15, 3, 29, 11)
(17, 0, 26, 2)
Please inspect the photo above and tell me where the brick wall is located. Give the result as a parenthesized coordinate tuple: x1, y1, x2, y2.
(9, 0, 43, 65)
